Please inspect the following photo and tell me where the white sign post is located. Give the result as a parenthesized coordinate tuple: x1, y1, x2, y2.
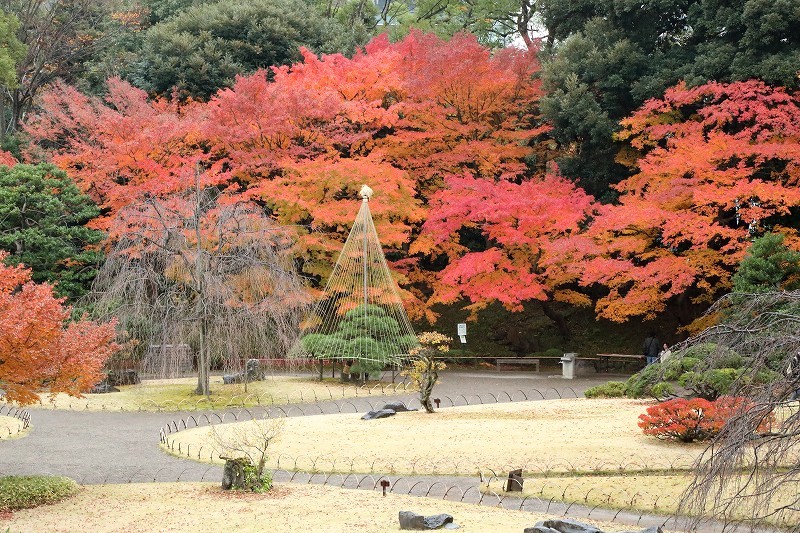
(457, 323, 467, 344)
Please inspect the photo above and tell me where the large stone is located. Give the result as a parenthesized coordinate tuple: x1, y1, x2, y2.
(423, 514, 454, 529)
(527, 519, 604, 533)
(221, 458, 248, 490)
(222, 374, 242, 385)
(245, 359, 264, 381)
(399, 511, 426, 530)
(383, 401, 416, 412)
(399, 511, 456, 530)
(361, 408, 397, 420)
(618, 528, 663, 533)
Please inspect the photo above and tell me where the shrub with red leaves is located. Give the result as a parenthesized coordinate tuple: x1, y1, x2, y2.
(638, 396, 768, 443)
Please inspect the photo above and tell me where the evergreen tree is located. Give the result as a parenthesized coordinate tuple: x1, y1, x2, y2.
(0, 163, 104, 301)
(733, 233, 800, 293)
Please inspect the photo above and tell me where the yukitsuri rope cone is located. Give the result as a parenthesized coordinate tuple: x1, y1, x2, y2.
(294, 185, 419, 379)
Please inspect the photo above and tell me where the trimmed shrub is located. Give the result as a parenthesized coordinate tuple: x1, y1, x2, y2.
(679, 368, 741, 400)
(0, 475, 78, 511)
(638, 396, 770, 442)
(543, 348, 563, 358)
(584, 381, 626, 398)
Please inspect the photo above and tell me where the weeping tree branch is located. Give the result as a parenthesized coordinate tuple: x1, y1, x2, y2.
(675, 291, 800, 531)
(88, 187, 311, 397)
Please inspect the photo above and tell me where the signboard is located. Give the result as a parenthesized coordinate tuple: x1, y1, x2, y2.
(457, 323, 467, 336)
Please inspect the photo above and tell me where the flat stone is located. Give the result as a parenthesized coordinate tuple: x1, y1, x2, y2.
(529, 519, 604, 533)
(361, 408, 397, 420)
(423, 514, 453, 529)
(383, 401, 416, 412)
(399, 511, 456, 530)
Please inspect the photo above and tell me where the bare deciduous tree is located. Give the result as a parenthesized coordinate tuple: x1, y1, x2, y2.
(90, 182, 311, 397)
(675, 291, 800, 531)
(210, 416, 284, 491)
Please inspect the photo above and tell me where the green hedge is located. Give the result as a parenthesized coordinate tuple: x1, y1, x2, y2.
(0, 476, 78, 512)
(584, 381, 627, 398)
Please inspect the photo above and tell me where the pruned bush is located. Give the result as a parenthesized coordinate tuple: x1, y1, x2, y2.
(584, 381, 626, 398)
(625, 343, 750, 400)
(638, 396, 769, 443)
(679, 368, 741, 400)
(543, 348, 563, 358)
(0, 475, 78, 511)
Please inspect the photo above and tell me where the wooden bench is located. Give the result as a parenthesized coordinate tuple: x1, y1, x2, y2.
(496, 358, 540, 372)
(596, 353, 646, 372)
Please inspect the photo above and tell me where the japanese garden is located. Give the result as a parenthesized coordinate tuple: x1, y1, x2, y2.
(1, 0, 799, 531)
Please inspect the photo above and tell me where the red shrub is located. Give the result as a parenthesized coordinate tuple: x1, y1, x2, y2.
(638, 398, 718, 442)
(638, 396, 774, 442)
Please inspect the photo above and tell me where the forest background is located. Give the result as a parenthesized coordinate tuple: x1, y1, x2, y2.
(1, 0, 799, 359)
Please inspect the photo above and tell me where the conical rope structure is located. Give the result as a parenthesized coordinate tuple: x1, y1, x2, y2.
(294, 185, 419, 377)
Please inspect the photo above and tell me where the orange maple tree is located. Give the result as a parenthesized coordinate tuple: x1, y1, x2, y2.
(0, 253, 118, 405)
(582, 80, 800, 322)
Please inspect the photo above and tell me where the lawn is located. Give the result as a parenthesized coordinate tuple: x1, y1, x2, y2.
(166, 398, 703, 475)
(0, 482, 638, 532)
(0, 415, 27, 439)
(163, 397, 800, 528)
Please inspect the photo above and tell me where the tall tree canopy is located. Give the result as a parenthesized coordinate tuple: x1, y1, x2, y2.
(26, 32, 547, 322)
(0, 252, 118, 405)
(0, 162, 104, 300)
(133, 0, 363, 99)
(0, 0, 117, 133)
(539, 0, 800, 197)
(581, 80, 800, 323)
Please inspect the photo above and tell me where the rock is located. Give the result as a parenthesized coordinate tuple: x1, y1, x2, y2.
(90, 380, 119, 394)
(245, 359, 264, 381)
(399, 511, 426, 530)
(399, 511, 456, 530)
(110, 369, 140, 385)
(423, 514, 453, 529)
(361, 408, 397, 420)
(222, 374, 242, 385)
(527, 520, 604, 533)
(221, 458, 248, 490)
(383, 401, 416, 412)
(618, 528, 662, 533)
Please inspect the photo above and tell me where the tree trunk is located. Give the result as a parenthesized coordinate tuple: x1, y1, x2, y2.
(540, 300, 571, 339)
(420, 358, 437, 413)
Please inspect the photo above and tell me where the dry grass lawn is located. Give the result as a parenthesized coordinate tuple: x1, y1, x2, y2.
(1, 482, 635, 532)
(0, 415, 26, 439)
(484, 474, 800, 529)
(18, 376, 402, 412)
(168, 398, 703, 475)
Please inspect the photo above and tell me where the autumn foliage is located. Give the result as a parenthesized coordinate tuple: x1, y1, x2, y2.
(0, 253, 118, 405)
(638, 396, 771, 443)
(583, 80, 800, 322)
(25, 31, 548, 320)
(23, 32, 800, 326)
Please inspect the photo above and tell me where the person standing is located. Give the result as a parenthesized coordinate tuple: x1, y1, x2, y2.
(659, 343, 672, 363)
(643, 332, 660, 365)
